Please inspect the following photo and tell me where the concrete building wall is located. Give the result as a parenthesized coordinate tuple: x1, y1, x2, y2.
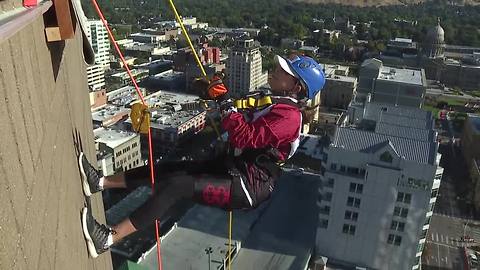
(112, 136, 142, 173)
(321, 78, 357, 109)
(89, 89, 107, 109)
(317, 146, 438, 270)
(373, 80, 425, 108)
(0, 7, 112, 269)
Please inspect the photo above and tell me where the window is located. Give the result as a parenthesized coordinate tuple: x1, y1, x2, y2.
(429, 202, 435, 212)
(345, 210, 359, 221)
(326, 178, 334, 188)
(387, 234, 402, 246)
(347, 197, 361, 208)
(390, 221, 405, 232)
(342, 224, 356, 235)
(394, 235, 402, 246)
(431, 188, 439, 198)
(347, 167, 360, 175)
(393, 207, 409, 218)
(420, 229, 427, 239)
(330, 163, 337, 170)
(380, 151, 393, 163)
(397, 192, 412, 204)
(320, 205, 330, 215)
(424, 216, 432, 226)
(324, 192, 332, 202)
(349, 183, 364, 194)
(319, 219, 328, 228)
(340, 165, 346, 172)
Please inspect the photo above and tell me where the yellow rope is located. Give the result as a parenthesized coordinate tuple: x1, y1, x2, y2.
(228, 210, 233, 270)
(167, 0, 221, 139)
(167, 0, 207, 79)
(165, 3, 232, 269)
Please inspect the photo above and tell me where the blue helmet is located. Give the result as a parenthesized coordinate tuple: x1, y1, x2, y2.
(275, 55, 326, 99)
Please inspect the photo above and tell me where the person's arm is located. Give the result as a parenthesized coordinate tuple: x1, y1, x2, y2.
(221, 105, 301, 149)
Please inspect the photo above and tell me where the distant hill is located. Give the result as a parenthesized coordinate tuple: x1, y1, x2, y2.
(294, 0, 479, 6)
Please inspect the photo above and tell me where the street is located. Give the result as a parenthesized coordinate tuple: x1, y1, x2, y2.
(422, 142, 479, 270)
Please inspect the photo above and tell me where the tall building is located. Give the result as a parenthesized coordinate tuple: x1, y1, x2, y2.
(316, 101, 442, 270)
(86, 20, 110, 90)
(226, 38, 268, 97)
(86, 19, 110, 68)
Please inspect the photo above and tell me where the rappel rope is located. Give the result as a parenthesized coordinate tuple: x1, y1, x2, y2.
(89, 1, 163, 269)
(90, 0, 234, 269)
(166, 1, 233, 269)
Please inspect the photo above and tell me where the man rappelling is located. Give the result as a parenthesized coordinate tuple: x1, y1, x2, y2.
(80, 54, 326, 258)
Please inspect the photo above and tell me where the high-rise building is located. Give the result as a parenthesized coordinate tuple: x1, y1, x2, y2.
(226, 38, 268, 97)
(86, 20, 110, 91)
(86, 19, 110, 68)
(315, 101, 442, 270)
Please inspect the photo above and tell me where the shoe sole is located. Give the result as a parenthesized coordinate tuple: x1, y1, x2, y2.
(82, 207, 99, 258)
(79, 152, 92, 197)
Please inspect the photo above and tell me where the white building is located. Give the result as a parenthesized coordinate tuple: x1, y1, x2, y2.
(356, 58, 427, 108)
(315, 101, 442, 270)
(86, 20, 110, 90)
(86, 64, 105, 91)
(226, 38, 268, 97)
(94, 128, 142, 175)
(86, 20, 110, 69)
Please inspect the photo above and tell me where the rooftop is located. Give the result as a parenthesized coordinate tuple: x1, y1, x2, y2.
(138, 173, 320, 270)
(107, 85, 145, 107)
(126, 90, 204, 130)
(94, 127, 138, 149)
(338, 103, 437, 164)
(332, 127, 437, 164)
(377, 66, 423, 85)
(91, 105, 130, 123)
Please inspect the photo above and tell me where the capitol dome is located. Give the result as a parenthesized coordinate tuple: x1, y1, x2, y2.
(424, 18, 446, 59)
(427, 18, 445, 44)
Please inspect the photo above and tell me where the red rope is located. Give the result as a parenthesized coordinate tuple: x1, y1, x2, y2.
(90, 1, 162, 269)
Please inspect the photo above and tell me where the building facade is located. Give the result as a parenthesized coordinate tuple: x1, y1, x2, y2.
(356, 58, 426, 108)
(86, 20, 110, 90)
(226, 38, 268, 97)
(86, 20, 110, 69)
(461, 114, 480, 213)
(94, 128, 142, 175)
(321, 64, 358, 109)
(316, 102, 442, 270)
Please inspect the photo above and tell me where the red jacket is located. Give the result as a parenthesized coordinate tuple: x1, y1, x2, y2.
(221, 103, 302, 161)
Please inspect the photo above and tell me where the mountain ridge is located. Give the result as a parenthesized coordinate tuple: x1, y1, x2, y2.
(293, 0, 479, 6)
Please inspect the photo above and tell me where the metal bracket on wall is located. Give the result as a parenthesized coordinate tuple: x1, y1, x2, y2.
(44, 0, 75, 42)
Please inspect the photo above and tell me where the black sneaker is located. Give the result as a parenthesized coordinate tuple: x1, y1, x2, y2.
(81, 207, 112, 258)
(78, 152, 103, 196)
